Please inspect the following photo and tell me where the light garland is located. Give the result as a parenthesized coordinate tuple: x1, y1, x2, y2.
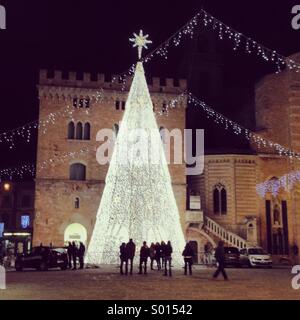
(256, 170, 300, 198)
(0, 163, 35, 181)
(0, 105, 79, 149)
(164, 91, 300, 161)
(112, 9, 300, 92)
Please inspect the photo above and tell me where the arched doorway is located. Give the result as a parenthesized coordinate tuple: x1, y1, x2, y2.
(64, 223, 87, 246)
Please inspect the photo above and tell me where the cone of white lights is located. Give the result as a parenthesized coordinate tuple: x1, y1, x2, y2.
(86, 30, 186, 265)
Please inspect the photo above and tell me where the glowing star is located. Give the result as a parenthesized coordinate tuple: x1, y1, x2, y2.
(129, 30, 152, 60)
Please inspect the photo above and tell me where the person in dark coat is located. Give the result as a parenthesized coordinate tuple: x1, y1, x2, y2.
(67, 242, 73, 269)
(72, 241, 78, 270)
(125, 239, 136, 275)
(182, 242, 195, 275)
(154, 242, 161, 270)
(160, 241, 166, 269)
(163, 241, 173, 277)
(119, 242, 127, 275)
(78, 242, 86, 269)
(213, 241, 228, 280)
(149, 243, 156, 270)
(138, 241, 150, 275)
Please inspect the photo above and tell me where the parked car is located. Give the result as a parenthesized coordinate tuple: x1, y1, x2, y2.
(240, 247, 272, 268)
(224, 247, 240, 267)
(15, 246, 68, 271)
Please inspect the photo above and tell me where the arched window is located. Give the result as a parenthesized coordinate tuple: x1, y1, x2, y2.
(76, 122, 83, 140)
(221, 188, 227, 214)
(113, 123, 119, 137)
(70, 163, 86, 181)
(213, 183, 227, 215)
(83, 123, 91, 140)
(159, 126, 165, 142)
(213, 188, 219, 214)
(68, 122, 75, 139)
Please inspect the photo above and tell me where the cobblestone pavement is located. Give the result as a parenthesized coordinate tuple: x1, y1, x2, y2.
(0, 265, 299, 300)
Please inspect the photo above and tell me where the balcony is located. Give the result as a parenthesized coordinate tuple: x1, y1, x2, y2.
(185, 210, 204, 229)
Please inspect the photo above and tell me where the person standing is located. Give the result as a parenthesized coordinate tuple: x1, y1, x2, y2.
(163, 241, 173, 277)
(125, 239, 136, 275)
(72, 241, 78, 270)
(182, 242, 195, 275)
(213, 241, 228, 280)
(78, 242, 86, 269)
(138, 241, 150, 275)
(149, 243, 156, 270)
(119, 242, 127, 275)
(67, 242, 73, 269)
(154, 242, 161, 270)
(160, 241, 166, 269)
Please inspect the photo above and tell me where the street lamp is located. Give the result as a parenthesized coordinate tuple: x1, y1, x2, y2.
(3, 182, 11, 192)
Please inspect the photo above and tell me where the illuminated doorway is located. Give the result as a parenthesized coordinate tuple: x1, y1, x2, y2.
(64, 223, 87, 245)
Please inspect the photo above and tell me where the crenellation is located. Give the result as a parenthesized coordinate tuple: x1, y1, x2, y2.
(39, 69, 187, 93)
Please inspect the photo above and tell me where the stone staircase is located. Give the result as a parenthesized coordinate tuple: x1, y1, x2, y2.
(203, 216, 248, 249)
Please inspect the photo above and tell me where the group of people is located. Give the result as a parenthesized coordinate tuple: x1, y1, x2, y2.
(67, 241, 86, 270)
(119, 239, 174, 276)
(119, 239, 229, 280)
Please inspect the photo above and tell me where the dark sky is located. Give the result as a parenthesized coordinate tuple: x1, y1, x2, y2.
(0, 0, 299, 173)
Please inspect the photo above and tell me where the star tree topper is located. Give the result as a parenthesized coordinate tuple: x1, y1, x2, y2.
(129, 30, 152, 60)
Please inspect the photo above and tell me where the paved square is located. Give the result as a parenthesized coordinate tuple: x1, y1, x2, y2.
(0, 266, 299, 300)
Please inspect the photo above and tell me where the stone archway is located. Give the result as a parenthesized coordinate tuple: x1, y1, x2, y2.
(186, 227, 216, 264)
(64, 223, 87, 246)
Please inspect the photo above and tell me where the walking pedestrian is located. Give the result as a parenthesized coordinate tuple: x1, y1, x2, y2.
(125, 239, 136, 275)
(154, 242, 161, 270)
(72, 241, 78, 270)
(182, 242, 195, 275)
(163, 241, 173, 277)
(138, 241, 150, 275)
(78, 242, 85, 269)
(119, 242, 127, 275)
(149, 243, 155, 270)
(213, 241, 228, 280)
(67, 242, 73, 269)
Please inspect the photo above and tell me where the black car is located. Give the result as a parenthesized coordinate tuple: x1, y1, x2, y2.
(224, 247, 240, 267)
(15, 246, 68, 271)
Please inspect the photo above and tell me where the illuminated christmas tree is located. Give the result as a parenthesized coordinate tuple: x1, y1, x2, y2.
(86, 31, 185, 265)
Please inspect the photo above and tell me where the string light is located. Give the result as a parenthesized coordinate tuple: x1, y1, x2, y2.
(0, 105, 76, 149)
(112, 8, 300, 89)
(256, 170, 300, 198)
(162, 92, 300, 162)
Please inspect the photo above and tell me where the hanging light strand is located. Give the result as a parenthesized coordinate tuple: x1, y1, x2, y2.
(113, 8, 300, 91)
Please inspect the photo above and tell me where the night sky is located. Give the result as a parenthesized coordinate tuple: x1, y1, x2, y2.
(0, 0, 299, 174)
